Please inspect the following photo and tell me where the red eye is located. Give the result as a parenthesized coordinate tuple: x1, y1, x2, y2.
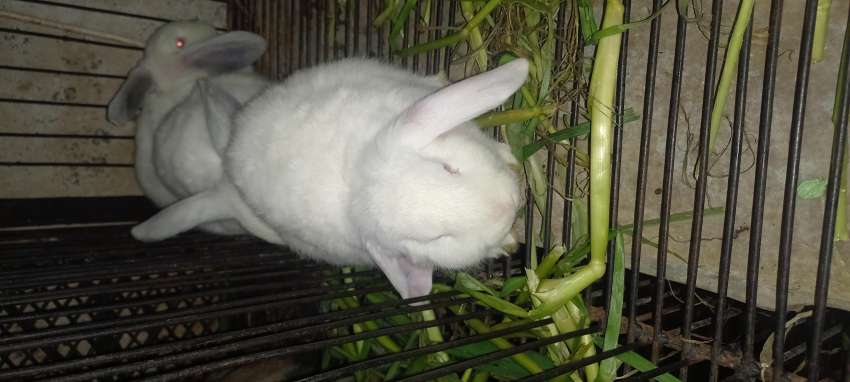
(175, 37, 185, 48)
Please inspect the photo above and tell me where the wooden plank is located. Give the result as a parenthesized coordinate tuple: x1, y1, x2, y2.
(0, 166, 142, 198)
(0, 30, 142, 76)
(0, 103, 134, 137)
(0, 68, 122, 105)
(0, 137, 134, 164)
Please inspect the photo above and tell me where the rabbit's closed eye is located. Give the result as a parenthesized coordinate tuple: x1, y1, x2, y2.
(442, 163, 460, 175)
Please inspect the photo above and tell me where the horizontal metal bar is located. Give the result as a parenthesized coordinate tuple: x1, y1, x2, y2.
(0, 98, 105, 108)
(398, 327, 602, 382)
(2, 291, 466, 381)
(0, 281, 393, 351)
(517, 344, 638, 382)
(39, 296, 477, 381)
(297, 318, 558, 382)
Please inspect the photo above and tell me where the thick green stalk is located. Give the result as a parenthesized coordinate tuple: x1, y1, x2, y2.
(460, 0, 488, 72)
(707, 0, 754, 153)
(813, 0, 832, 64)
(587, 0, 624, 296)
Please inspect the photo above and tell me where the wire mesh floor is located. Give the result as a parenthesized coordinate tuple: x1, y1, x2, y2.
(0, 225, 847, 381)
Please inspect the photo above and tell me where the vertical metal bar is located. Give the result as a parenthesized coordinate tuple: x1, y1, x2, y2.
(366, 0, 374, 57)
(377, 0, 385, 60)
(354, 0, 361, 56)
(542, 2, 568, 267)
(709, 19, 752, 382)
(341, 0, 349, 58)
(289, 0, 297, 74)
(562, 13, 583, 249)
(652, 6, 691, 364)
(444, 1, 457, 78)
(680, 0, 723, 377)
(300, 1, 308, 68)
(273, 0, 281, 78)
(808, 6, 850, 379)
(627, 0, 662, 345)
(412, 0, 421, 72)
(429, 0, 443, 75)
(773, 1, 819, 377)
(523, 187, 535, 270)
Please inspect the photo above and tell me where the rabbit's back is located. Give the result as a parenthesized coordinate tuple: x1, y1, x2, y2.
(227, 59, 443, 264)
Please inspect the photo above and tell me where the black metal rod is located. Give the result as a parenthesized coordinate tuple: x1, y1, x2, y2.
(517, 343, 637, 382)
(622, 359, 691, 382)
(652, 6, 689, 364)
(680, 0, 723, 378)
(628, 0, 662, 346)
(87, 304, 487, 382)
(399, 327, 601, 382)
(561, 23, 583, 247)
(774, 1, 820, 377)
(808, 4, 850, 378)
(297, 318, 556, 382)
(709, 17, 752, 382)
(0, 282, 394, 351)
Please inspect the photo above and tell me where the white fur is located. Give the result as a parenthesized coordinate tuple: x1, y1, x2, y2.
(227, 58, 529, 299)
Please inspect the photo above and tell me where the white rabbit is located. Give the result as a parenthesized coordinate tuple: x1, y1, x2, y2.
(107, 21, 275, 237)
(228, 58, 528, 299)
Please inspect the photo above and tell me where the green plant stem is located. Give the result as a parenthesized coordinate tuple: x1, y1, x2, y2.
(813, 0, 832, 64)
(395, 0, 502, 57)
(471, 371, 490, 382)
(587, 0, 625, 303)
(707, 0, 754, 154)
(461, 0, 488, 72)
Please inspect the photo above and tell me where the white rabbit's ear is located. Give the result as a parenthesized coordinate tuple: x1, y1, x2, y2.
(394, 58, 529, 148)
(179, 31, 267, 75)
(107, 66, 153, 125)
(366, 242, 433, 301)
(198, 80, 241, 153)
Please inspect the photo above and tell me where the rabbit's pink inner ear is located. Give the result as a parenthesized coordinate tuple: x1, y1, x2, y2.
(107, 66, 153, 125)
(180, 31, 267, 76)
(366, 244, 434, 300)
(396, 58, 530, 147)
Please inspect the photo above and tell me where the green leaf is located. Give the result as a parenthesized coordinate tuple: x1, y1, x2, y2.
(597, 233, 626, 381)
(500, 276, 528, 297)
(590, 0, 675, 43)
(447, 341, 554, 379)
(467, 290, 529, 318)
(592, 338, 682, 382)
(455, 272, 498, 296)
(577, 0, 599, 43)
(798, 178, 828, 199)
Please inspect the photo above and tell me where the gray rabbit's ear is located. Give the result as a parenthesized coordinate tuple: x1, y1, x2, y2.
(107, 66, 153, 125)
(180, 31, 267, 75)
